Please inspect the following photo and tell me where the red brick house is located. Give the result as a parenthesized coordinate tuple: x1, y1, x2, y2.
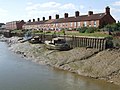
(5, 20, 25, 30)
(23, 6, 116, 30)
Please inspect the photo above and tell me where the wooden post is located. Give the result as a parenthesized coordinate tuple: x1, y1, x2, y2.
(85, 38, 87, 47)
(101, 39, 104, 50)
(80, 38, 82, 47)
(103, 39, 106, 50)
(98, 39, 101, 50)
(87, 38, 89, 47)
(93, 39, 95, 48)
(88, 38, 90, 47)
(83, 38, 85, 47)
(90, 39, 93, 48)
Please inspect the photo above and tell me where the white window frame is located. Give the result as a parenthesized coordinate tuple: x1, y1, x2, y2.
(66, 23, 68, 26)
(84, 21, 87, 27)
(78, 22, 80, 27)
(74, 22, 76, 27)
(70, 22, 73, 27)
(94, 21, 97, 27)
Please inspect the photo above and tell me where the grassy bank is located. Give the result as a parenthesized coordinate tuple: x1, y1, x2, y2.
(34, 31, 111, 38)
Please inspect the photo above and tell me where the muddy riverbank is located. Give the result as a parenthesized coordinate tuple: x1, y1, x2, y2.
(5, 37, 120, 86)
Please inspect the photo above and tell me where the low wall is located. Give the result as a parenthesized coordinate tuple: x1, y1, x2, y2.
(35, 34, 108, 50)
(70, 36, 106, 50)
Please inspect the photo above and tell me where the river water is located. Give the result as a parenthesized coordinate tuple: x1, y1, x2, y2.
(0, 42, 120, 90)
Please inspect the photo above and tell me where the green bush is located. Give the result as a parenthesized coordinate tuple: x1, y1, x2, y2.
(39, 30, 43, 32)
(105, 22, 120, 32)
(77, 27, 87, 33)
(115, 43, 120, 47)
(85, 27, 95, 33)
(32, 30, 43, 34)
(77, 27, 99, 33)
(95, 28, 100, 32)
(105, 36, 113, 40)
(46, 31, 51, 33)
(106, 40, 113, 48)
(61, 29, 65, 34)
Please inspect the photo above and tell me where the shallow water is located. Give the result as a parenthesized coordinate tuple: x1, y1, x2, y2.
(0, 42, 120, 90)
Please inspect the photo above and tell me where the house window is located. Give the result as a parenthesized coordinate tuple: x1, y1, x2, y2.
(66, 23, 68, 26)
(62, 23, 64, 26)
(83, 21, 87, 27)
(89, 21, 92, 27)
(78, 22, 80, 27)
(70, 22, 73, 27)
(56, 24, 58, 27)
(74, 22, 76, 27)
(94, 21, 96, 27)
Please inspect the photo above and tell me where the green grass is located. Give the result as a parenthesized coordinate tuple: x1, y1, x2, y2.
(66, 32, 111, 37)
(12, 29, 111, 38)
(11, 30, 23, 33)
(33, 31, 111, 38)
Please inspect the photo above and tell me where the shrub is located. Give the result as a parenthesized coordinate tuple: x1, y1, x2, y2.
(105, 23, 120, 33)
(105, 36, 113, 40)
(95, 28, 100, 32)
(60, 29, 64, 33)
(39, 30, 43, 32)
(85, 27, 97, 33)
(106, 40, 113, 48)
(77, 27, 87, 33)
(115, 43, 120, 48)
(46, 31, 51, 33)
(86, 27, 100, 33)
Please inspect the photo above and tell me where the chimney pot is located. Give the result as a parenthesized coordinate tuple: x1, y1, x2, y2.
(88, 11, 93, 16)
(43, 17, 45, 21)
(49, 16, 52, 20)
(37, 18, 40, 21)
(33, 19, 35, 22)
(56, 14, 59, 19)
(75, 11, 79, 17)
(64, 13, 68, 18)
(105, 6, 110, 14)
(28, 19, 31, 22)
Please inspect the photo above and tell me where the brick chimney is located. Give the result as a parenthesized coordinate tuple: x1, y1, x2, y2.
(88, 11, 93, 16)
(33, 19, 35, 22)
(28, 19, 31, 22)
(64, 13, 68, 18)
(43, 17, 45, 21)
(105, 6, 110, 15)
(49, 16, 52, 20)
(37, 18, 40, 21)
(75, 11, 80, 17)
(56, 14, 59, 19)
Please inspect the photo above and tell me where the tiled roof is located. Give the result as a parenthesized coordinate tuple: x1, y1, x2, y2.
(76, 13, 105, 21)
(44, 19, 55, 24)
(25, 20, 48, 25)
(52, 17, 76, 23)
(25, 13, 106, 25)
(53, 13, 105, 23)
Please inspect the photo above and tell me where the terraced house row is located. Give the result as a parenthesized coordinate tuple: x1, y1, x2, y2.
(5, 20, 25, 30)
(5, 6, 116, 30)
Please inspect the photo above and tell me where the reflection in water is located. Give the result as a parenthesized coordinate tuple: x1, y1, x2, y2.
(0, 42, 120, 90)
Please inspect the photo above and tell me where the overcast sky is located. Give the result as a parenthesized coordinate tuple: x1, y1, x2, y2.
(0, 0, 120, 23)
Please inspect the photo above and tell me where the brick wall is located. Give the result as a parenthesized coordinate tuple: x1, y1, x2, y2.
(100, 14, 116, 28)
(6, 21, 25, 30)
